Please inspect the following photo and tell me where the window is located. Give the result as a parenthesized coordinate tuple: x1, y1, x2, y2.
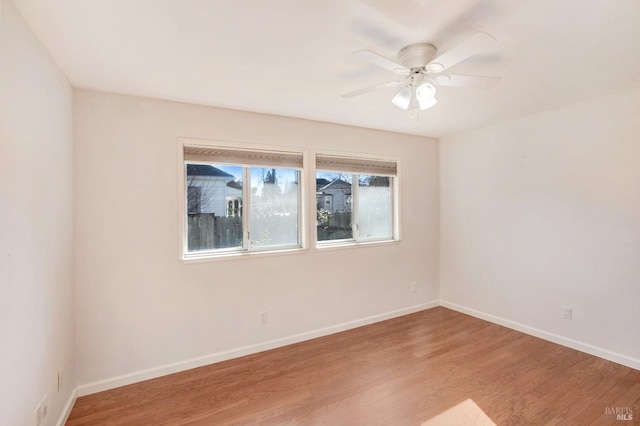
(316, 154, 397, 244)
(183, 143, 304, 257)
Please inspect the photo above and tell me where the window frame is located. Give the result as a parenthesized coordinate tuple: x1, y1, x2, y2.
(314, 151, 400, 249)
(178, 138, 308, 261)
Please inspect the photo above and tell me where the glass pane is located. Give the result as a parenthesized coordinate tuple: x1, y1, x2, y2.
(186, 163, 243, 252)
(250, 168, 300, 248)
(358, 175, 392, 240)
(316, 172, 353, 241)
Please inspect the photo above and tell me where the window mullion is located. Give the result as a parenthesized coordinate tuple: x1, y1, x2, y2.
(297, 170, 303, 247)
(390, 178, 395, 240)
(352, 173, 359, 241)
(243, 167, 251, 251)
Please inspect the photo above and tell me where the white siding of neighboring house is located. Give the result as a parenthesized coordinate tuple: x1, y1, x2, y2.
(188, 176, 233, 215)
(318, 181, 352, 213)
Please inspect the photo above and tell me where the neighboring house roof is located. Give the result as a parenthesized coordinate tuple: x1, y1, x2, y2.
(317, 179, 352, 192)
(187, 164, 234, 178)
(316, 178, 330, 190)
(226, 180, 242, 190)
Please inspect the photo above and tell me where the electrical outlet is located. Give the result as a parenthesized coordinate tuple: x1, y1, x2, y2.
(259, 311, 268, 325)
(411, 281, 417, 292)
(562, 306, 572, 320)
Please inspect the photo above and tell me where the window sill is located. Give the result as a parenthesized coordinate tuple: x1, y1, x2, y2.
(182, 246, 308, 264)
(315, 238, 400, 252)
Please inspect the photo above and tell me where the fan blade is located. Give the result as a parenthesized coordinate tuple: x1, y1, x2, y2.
(341, 81, 405, 98)
(434, 74, 501, 89)
(427, 32, 496, 72)
(353, 50, 411, 75)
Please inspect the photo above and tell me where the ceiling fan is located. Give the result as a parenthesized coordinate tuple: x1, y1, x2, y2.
(342, 32, 500, 111)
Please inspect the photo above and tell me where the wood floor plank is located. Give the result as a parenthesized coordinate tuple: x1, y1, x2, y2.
(66, 307, 640, 425)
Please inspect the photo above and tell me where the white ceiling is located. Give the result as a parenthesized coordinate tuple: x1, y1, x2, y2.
(12, 0, 640, 137)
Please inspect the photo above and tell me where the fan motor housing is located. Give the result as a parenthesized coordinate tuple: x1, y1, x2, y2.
(399, 43, 438, 69)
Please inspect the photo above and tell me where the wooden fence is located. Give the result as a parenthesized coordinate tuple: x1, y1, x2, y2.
(317, 211, 352, 241)
(188, 213, 299, 250)
(188, 214, 242, 251)
(189, 211, 352, 249)
(325, 211, 351, 229)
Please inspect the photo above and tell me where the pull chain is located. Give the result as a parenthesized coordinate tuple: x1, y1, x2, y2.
(409, 109, 420, 126)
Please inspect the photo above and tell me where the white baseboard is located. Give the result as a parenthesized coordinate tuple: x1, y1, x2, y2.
(56, 387, 77, 426)
(440, 300, 640, 371)
(77, 301, 439, 396)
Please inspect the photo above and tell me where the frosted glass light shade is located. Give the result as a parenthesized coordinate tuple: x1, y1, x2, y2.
(418, 96, 437, 110)
(391, 86, 412, 110)
(392, 82, 438, 111)
(416, 82, 437, 110)
(416, 82, 435, 100)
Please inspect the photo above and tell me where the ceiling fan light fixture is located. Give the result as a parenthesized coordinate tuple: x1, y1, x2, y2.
(416, 82, 437, 110)
(418, 95, 437, 110)
(416, 82, 435, 100)
(391, 86, 413, 110)
(392, 82, 437, 111)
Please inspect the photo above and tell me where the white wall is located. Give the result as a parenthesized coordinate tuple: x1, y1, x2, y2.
(440, 88, 640, 368)
(0, 0, 75, 425)
(73, 90, 440, 391)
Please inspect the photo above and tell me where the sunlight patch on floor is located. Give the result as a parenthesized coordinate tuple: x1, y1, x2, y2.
(422, 398, 496, 425)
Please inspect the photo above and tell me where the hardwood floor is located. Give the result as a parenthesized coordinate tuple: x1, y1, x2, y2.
(66, 307, 640, 425)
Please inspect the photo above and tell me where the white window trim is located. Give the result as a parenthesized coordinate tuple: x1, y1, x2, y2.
(178, 138, 308, 262)
(314, 173, 397, 246)
(313, 149, 401, 249)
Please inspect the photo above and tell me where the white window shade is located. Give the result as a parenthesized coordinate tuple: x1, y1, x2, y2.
(184, 145, 303, 169)
(316, 154, 397, 176)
